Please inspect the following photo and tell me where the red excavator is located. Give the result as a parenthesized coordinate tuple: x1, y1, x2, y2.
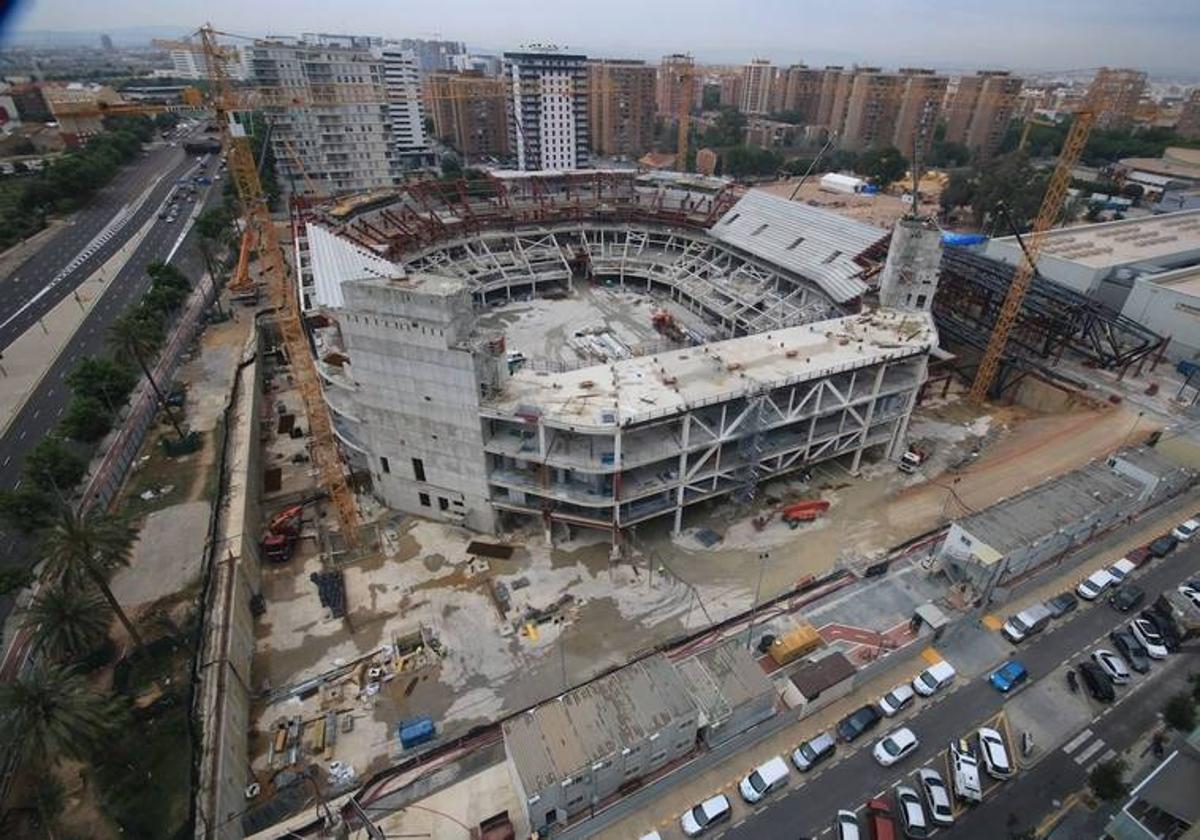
(261, 494, 326, 563)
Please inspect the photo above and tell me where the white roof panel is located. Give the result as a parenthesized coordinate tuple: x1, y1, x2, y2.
(710, 190, 885, 303)
(306, 222, 402, 309)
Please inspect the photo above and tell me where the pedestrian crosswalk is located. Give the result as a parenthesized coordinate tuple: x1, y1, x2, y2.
(1062, 728, 1117, 770)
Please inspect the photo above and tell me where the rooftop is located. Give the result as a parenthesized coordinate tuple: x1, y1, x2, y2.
(956, 461, 1141, 560)
(306, 221, 402, 308)
(674, 637, 777, 727)
(1120, 147, 1200, 182)
(711, 190, 886, 303)
(1137, 263, 1200, 297)
(988, 209, 1200, 270)
(483, 308, 935, 429)
(501, 654, 695, 794)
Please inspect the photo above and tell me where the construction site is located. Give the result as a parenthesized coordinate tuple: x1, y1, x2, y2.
(69, 33, 1194, 840)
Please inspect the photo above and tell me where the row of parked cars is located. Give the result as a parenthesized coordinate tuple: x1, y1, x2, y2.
(676, 660, 961, 837)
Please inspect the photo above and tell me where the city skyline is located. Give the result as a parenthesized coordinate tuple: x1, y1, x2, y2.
(4, 0, 1200, 77)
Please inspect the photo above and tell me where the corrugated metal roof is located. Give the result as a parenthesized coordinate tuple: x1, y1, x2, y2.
(675, 637, 776, 726)
(710, 190, 886, 304)
(306, 221, 402, 308)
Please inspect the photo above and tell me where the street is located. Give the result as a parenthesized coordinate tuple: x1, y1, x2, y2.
(689, 545, 1200, 840)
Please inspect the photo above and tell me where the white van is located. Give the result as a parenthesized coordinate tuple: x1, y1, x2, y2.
(1077, 569, 1116, 600)
(1108, 558, 1137, 586)
(1002, 603, 1053, 643)
(739, 755, 790, 803)
(912, 660, 956, 697)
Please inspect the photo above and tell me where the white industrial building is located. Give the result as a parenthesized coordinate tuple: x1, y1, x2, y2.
(504, 48, 589, 171)
(1121, 264, 1200, 361)
(299, 173, 940, 547)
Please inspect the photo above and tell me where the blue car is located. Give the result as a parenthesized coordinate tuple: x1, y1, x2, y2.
(989, 660, 1029, 693)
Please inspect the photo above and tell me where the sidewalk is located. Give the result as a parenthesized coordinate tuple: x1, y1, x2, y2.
(585, 487, 1200, 840)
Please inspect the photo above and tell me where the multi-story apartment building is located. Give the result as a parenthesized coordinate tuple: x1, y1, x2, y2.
(719, 72, 742, 108)
(396, 38, 466, 73)
(839, 67, 946, 156)
(504, 48, 589, 171)
(658, 53, 694, 118)
(1175, 89, 1200, 140)
(425, 71, 510, 162)
(740, 58, 776, 115)
(381, 46, 435, 170)
(587, 59, 656, 158)
(168, 43, 249, 81)
(248, 34, 397, 193)
(448, 53, 502, 77)
(1089, 67, 1147, 131)
(944, 71, 1023, 161)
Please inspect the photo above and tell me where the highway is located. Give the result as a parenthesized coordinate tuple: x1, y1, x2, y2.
(716, 545, 1199, 840)
(0, 128, 207, 349)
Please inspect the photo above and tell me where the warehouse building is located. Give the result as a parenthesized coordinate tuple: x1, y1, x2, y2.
(938, 449, 1193, 598)
(674, 636, 778, 747)
(1120, 264, 1200, 361)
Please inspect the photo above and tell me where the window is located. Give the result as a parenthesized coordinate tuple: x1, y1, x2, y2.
(418, 492, 431, 507)
(916, 294, 927, 308)
(650, 751, 666, 764)
(822, 249, 843, 264)
(412, 458, 426, 482)
(380, 456, 390, 474)
(786, 236, 805, 250)
(750, 223, 769, 236)
(438, 497, 449, 511)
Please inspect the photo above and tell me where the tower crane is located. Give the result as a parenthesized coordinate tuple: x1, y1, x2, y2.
(967, 93, 1100, 403)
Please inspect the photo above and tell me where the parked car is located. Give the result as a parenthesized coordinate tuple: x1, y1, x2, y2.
(864, 797, 898, 840)
(1091, 649, 1132, 685)
(977, 728, 1013, 780)
(874, 727, 920, 767)
(1077, 569, 1116, 600)
(791, 731, 836, 771)
(1108, 558, 1137, 586)
(1109, 629, 1150, 673)
(878, 683, 916, 717)
(837, 705, 883, 743)
(680, 794, 731, 837)
(917, 768, 954, 827)
(1003, 604, 1053, 643)
(1077, 661, 1116, 702)
(1178, 585, 1200, 611)
(1045, 591, 1079, 618)
(1110, 584, 1145, 612)
(1148, 535, 1179, 557)
(739, 755, 789, 803)
(989, 659, 1029, 693)
(1130, 617, 1170, 659)
(949, 738, 982, 802)
(1171, 518, 1199, 541)
(834, 810, 861, 840)
(894, 785, 930, 839)
(912, 661, 956, 697)
(1138, 611, 1180, 652)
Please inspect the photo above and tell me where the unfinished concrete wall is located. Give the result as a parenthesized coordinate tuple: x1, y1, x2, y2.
(878, 217, 942, 313)
(195, 325, 265, 840)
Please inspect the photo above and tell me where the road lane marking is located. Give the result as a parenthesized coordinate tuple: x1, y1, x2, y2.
(1073, 739, 1105, 765)
(1062, 729, 1093, 754)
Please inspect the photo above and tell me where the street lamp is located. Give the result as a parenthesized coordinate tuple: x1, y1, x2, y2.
(745, 550, 770, 650)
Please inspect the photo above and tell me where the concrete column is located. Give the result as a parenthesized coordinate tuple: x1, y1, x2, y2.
(673, 414, 691, 534)
(887, 356, 927, 460)
(538, 420, 547, 459)
(851, 361, 888, 474)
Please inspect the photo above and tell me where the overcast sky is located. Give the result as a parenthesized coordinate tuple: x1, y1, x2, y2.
(6, 0, 1200, 75)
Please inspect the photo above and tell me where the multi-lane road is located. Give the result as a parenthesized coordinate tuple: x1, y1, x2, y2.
(0, 124, 224, 546)
(710, 545, 1199, 840)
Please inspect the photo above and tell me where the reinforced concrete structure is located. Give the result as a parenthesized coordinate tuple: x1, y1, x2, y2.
(944, 71, 1023, 161)
(1089, 67, 1148, 131)
(740, 58, 776, 115)
(587, 59, 656, 158)
(298, 172, 938, 545)
(658, 53, 695, 118)
(425, 71, 510, 163)
(505, 48, 589, 171)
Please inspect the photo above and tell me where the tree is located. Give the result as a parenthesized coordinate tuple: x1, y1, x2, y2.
(66, 356, 138, 410)
(61, 395, 113, 443)
(1088, 757, 1128, 801)
(1191, 672, 1200, 705)
(928, 139, 972, 168)
(22, 583, 113, 661)
(970, 151, 1049, 231)
(860, 145, 909, 188)
(701, 85, 721, 111)
(441, 155, 462, 179)
(701, 107, 747, 148)
(195, 208, 233, 291)
(0, 487, 58, 534)
(1164, 692, 1197, 731)
(721, 145, 783, 177)
(940, 169, 977, 216)
(0, 661, 126, 768)
(41, 508, 143, 650)
(23, 436, 86, 496)
(0, 566, 34, 597)
(108, 312, 186, 441)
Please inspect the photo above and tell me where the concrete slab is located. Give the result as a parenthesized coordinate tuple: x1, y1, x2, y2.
(111, 499, 211, 607)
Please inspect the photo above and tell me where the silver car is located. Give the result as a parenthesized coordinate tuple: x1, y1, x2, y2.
(917, 767, 954, 826)
(1092, 649, 1131, 685)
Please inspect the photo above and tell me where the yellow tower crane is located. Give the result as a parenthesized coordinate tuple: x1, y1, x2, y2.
(967, 95, 1100, 403)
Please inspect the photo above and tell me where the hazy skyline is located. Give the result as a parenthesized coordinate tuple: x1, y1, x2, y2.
(4, 0, 1200, 76)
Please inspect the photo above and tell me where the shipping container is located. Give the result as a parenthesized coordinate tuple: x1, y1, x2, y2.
(768, 623, 823, 666)
(398, 716, 436, 749)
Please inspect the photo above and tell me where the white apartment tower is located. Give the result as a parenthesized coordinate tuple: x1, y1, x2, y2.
(740, 59, 776, 115)
(504, 48, 589, 171)
(381, 46, 435, 169)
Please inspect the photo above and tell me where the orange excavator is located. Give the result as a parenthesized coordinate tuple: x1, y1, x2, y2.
(261, 494, 326, 562)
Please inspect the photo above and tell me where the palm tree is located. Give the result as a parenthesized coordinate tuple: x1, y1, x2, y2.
(42, 508, 143, 651)
(22, 583, 113, 661)
(107, 311, 186, 441)
(0, 661, 126, 768)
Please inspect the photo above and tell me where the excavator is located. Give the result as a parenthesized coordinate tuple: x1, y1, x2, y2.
(261, 493, 326, 562)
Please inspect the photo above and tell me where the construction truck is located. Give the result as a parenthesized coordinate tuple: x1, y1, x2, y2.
(899, 445, 930, 474)
(781, 499, 830, 528)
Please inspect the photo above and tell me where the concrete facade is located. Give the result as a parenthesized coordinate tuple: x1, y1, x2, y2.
(425, 71, 510, 163)
(878, 216, 943, 313)
(657, 53, 694, 118)
(1121, 265, 1200, 361)
(1089, 67, 1148, 132)
(740, 59, 776, 116)
(944, 71, 1023, 162)
(381, 46, 435, 170)
(587, 59, 656, 158)
(674, 637, 778, 747)
(505, 49, 590, 171)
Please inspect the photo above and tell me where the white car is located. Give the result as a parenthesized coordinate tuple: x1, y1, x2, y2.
(873, 727, 919, 767)
(1171, 518, 1199, 541)
(1178, 585, 1200, 611)
(1130, 618, 1169, 659)
(977, 727, 1013, 780)
(950, 738, 983, 802)
(1092, 648, 1132, 685)
(894, 785, 929, 838)
(680, 794, 730, 837)
(917, 767, 954, 826)
(834, 810, 861, 840)
(878, 683, 916, 717)
(1077, 569, 1116, 600)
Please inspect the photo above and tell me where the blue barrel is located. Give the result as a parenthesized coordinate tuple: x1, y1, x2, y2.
(398, 716, 436, 749)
